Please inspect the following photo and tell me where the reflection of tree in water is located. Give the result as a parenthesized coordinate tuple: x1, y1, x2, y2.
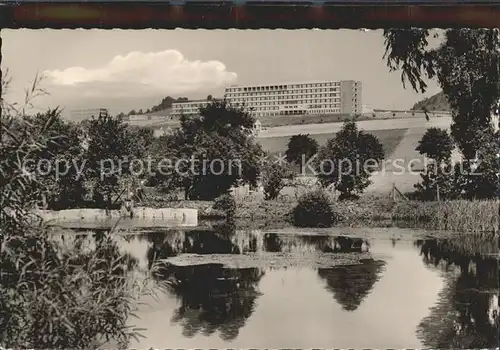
(263, 233, 369, 254)
(144, 226, 372, 268)
(162, 263, 264, 341)
(145, 224, 243, 269)
(318, 257, 386, 311)
(415, 238, 499, 349)
(272, 234, 386, 312)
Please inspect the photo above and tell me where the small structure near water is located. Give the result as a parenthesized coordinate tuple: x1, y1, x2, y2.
(34, 207, 198, 229)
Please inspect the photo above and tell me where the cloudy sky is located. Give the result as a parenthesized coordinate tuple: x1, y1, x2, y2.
(2, 29, 441, 119)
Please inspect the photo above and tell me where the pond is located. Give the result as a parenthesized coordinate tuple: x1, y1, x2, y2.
(74, 226, 500, 349)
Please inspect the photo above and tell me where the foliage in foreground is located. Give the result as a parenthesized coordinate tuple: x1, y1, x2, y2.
(0, 232, 157, 349)
(0, 78, 160, 349)
(292, 190, 337, 228)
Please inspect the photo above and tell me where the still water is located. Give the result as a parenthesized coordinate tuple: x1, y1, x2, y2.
(104, 227, 499, 348)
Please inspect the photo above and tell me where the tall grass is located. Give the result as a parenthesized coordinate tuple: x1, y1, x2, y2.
(392, 200, 499, 234)
(0, 74, 163, 348)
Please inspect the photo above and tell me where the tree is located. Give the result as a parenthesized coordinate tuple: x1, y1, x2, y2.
(207, 94, 213, 101)
(149, 130, 187, 194)
(153, 100, 263, 200)
(416, 127, 455, 164)
(24, 110, 87, 209)
(385, 29, 500, 203)
(85, 114, 133, 209)
(285, 134, 319, 174)
(383, 29, 500, 160)
(127, 125, 154, 160)
(414, 162, 457, 201)
(414, 128, 455, 201)
(314, 121, 384, 200)
(469, 129, 500, 199)
(261, 157, 295, 200)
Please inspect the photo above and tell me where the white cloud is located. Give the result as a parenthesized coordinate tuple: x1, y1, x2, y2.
(43, 50, 237, 97)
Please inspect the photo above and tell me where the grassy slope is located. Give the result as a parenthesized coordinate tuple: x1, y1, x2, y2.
(138, 111, 443, 129)
(257, 128, 408, 160)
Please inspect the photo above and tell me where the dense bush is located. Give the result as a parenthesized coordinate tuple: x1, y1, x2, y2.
(261, 158, 295, 200)
(292, 190, 336, 228)
(213, 193, 237, 219)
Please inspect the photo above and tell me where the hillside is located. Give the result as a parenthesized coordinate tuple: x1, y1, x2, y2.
(412, 91, 451, 111)
(119, 96, 189, 117)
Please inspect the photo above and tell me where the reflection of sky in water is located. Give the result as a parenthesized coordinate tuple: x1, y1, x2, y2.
(127, 238, 444, 348)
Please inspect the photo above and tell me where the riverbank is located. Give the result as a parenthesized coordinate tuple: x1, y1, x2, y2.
(141, 195, 499, 235)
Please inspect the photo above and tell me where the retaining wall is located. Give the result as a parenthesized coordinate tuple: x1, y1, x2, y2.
(34, 207, 198, 229)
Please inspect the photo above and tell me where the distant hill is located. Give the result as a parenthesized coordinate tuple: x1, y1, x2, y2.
(412, 91, 451, 111)
(147, 96, 188, 114)
(118, 96, 190, 118)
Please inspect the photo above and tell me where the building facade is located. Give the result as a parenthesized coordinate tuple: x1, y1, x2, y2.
(70, 108, 109, 120)
(224, 80, 362, 117)
(171, 100, 211, 117)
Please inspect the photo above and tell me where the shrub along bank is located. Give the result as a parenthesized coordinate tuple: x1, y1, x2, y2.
(144, 194, 498, 234)
(392, 199, 499, 234)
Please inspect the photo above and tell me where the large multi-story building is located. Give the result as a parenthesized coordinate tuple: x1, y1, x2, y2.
(171, 99, 212, 118)
(70, 108, 109, 120)
(224, 80, 362, 117)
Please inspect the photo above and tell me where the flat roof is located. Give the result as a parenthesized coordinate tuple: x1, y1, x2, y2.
(226, 80, 361, 89)
(172, 98, 221, 105)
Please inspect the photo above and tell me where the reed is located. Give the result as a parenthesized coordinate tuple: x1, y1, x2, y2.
(392, 200, 499, 234)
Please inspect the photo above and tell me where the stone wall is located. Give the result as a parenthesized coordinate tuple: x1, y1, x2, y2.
(34, 207, 198, 229)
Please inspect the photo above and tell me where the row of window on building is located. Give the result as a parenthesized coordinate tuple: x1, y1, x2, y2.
(255, 109, 342, 117)
(232, 98, 341, 105)
(225, 81, 342, 93)
(230, 94, 340, 101)
(226, 89, 341, 97)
